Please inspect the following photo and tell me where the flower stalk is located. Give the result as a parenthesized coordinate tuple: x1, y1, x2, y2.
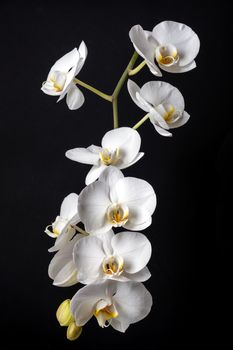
(128, 60, 146, 76)
(74, 78, 112, 102)
(111, 51, 138, 128)
(132, 113, 150, 130)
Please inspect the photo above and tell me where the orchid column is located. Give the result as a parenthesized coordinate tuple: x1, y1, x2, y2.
(42, 20, 200, 340)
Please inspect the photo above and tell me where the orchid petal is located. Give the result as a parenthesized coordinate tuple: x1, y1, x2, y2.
(65, 147, 99, 165)
(66, 84, 84, 110)
(101, 127, 142, 165)
(111, 231, 151, 274)
(78, 181, 112, 234)
(85, 164, 107, 185)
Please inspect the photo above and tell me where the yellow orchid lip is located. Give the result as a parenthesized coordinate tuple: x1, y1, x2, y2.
(99, 147, 120, 165)
(49, 71, 67, 92)
(94, 303, 119, 328)
(102, 255, 124, 276)
(163, 105, 175, 123)
(155, 44, 179, 67)
(107, 203, 129, 227)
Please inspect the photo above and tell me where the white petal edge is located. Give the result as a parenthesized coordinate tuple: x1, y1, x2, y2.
(60, 193, 79, 220)
(66, 84, 85, 110)
(51, 48, 80, 73)
(85, 164, 107, 185)
(127, 79, 149, 112)
(119, 152, 144, 170)
(150, 119, 173, 137)
(170, 111, 190, 129)
(78, 181, 112, 234)
(111, 231, 152, 274)
(65, 147, 99, 165)
(124, 267, 151, 282)
(101, 127, 142, 165)
(160, 60, 196, 73)
(111, 281, 153, 332)
(73, 236, 105, 284)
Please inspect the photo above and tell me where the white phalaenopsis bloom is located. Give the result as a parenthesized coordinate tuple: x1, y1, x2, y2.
(128, 80, 190, 137)
(45, 193, 80, 252)
(78, 166, 156, 234)
(65, 127, 144, 185)
(49, 234, 82, 287)
(41, 41, 87, 110)
(73, 230, 151, 284)
(71, 280, 152, 332)
(129, 21, 200, 75)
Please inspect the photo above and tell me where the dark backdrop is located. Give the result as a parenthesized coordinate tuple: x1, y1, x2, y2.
(0, 1, 231, 349)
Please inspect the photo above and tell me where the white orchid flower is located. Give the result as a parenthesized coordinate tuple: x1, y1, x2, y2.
(128, 79, 190, 137)
(78, 166, 156, 234)
(71, 280, 152, 332)
(73, 230, 151, 284)
(129, 21, 200, 75)
(48, 234, 83, 287)
(41, 41, 87, 110)
(65, 127, 144, 185)
(45, 193, 80, 252)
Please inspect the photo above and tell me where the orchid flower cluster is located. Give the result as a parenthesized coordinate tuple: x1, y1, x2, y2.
(42, 21, 200, 341)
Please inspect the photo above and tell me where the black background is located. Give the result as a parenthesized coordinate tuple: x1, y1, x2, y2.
(0, 1, 231, 349)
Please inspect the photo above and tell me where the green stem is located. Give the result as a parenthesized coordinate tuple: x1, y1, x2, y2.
(112, 51, 138, 128)
(74, 78, 112, 102)
(113, 97, 118, 128)
(128, 60, 147, 76)
(132, 113, 150, 130)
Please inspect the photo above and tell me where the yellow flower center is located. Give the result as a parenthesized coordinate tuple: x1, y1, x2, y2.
(155, 44, 179, 67)
(94, 301, 119, 328)
(107, 203, 129, 227)
(99, 148, 120, 165)
(163, 105, 175, 123)
(49, 71, 67, 92)
(102, 255, 124, 276)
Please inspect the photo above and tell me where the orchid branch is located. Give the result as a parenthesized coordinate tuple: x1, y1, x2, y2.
(111, 51, 138, 128)
(128, 60, 147, 76)
(132, 113, 150, 130)
(74, 78, 112, 102)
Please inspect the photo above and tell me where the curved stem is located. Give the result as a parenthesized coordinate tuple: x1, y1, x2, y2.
(128, 60, 147, 76)
(74, 78, 112, 102)
(112, 51, 138, 128)
(112, 51, 138, 99)
(132, 113, 150, 130)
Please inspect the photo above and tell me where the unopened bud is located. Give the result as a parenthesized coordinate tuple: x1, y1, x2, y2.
(67, 321, 82, 341)
(56, 299, 74, 326)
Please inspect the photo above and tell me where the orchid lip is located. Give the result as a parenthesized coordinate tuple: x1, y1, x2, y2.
(99, 147, 120, 166)
(106, 203, 129, 227)
(155, 44, 179, 67)
(102, 255, 124, 276)
(49, 71, 67, 92)
(94, 301, 119, 328)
